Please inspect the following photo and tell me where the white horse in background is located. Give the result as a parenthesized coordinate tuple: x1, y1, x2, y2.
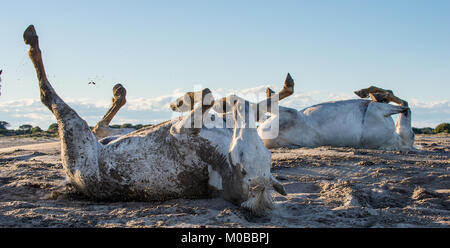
(170, 74, 415, 151)
(259, 86, 415, 151)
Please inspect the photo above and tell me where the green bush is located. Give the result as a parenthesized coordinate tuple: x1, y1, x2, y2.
(19, 124, 33, 133)
(47, 123, 59, 133)
(133, 124, 143, 130)
(120, 123, 133, 129)
(31, 126, 43, 133)
(434, 123, 450, 134)
(109, 123, 152, 130)
(0, 129, 15, 136)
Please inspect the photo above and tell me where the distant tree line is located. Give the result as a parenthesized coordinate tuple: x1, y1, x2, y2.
(0, 121, 152, 137)
(1, 120, 449, 136)
(412, 127, 434, 134)
(108, 123, 151, 130)
(0, 122, 51, 137)
(412, 122, 449, 134)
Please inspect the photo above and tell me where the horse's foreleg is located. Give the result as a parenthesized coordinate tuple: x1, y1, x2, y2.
(92, 84, 127, 139)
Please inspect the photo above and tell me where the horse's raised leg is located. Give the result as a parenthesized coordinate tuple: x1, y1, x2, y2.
(92, 84, 127, 139)
(215, 73, 295, 122)
(354, 86, 393, 98)
(369, 92, 404, 106)
(170, 88, 211, 112)
(170, 88, 215, 135)
(359, 87, 414, 149)
(266, 73, 294, 100)
(170, 73, 294, 123)
(256, 73, 294, 120)
(355, 86, 404, 105)
(266, 88, 275, 98)
(24, 25, 100, 193)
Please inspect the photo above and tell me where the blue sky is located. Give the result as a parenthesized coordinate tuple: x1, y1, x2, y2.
(0, 0, 449, 128)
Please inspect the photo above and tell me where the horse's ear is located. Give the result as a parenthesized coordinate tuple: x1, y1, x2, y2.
(271, 176, 287, 196)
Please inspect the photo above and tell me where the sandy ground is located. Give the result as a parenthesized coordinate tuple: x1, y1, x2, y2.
(0, 135, 448, 228)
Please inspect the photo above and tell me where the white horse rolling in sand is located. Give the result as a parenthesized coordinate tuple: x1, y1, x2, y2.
(24, 25, 286, 216)
(259, 86, 415, 151)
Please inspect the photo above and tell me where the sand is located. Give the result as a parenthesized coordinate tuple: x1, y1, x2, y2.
(0, 135, 448, 227)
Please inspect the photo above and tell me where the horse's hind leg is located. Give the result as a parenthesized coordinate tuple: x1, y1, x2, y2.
(257, 73, 295, 120)
(363, 89, 414, 149)
(354, 86, 393, 99)
(24, 25, 100, 192)
(266, 73, 294, 101)
(354, 86, 405, 105)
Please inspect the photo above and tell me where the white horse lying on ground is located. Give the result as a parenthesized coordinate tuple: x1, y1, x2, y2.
(258, 86, 415, 150)
(24, 25, 286, 216)
(169, 79, 415, 151)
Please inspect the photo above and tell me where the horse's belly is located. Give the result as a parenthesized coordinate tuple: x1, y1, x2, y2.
(96, 138, 211, 201)
(314, 120, 363, 147)
(304, 106, 365, 147)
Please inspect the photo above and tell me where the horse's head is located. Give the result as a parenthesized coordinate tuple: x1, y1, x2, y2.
(226, 99, 286, 215)
(170, 91, 286, 216)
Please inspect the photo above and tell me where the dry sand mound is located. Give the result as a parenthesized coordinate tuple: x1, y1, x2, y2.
(0, 135, 448, 227)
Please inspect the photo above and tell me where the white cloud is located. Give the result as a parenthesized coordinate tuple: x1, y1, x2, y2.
(409, 99, 450, 111)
